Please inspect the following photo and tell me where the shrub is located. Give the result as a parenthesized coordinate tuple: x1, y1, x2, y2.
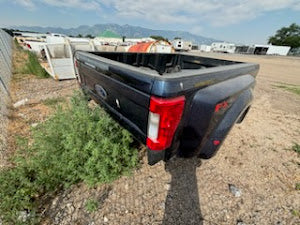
(0, 92, 138, 224)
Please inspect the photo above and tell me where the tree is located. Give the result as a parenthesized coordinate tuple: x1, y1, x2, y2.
(85, 34, 94, 39)
(77, 34, 83, 38)
(2, 28, 14, 36)
(150, 35, 168, 42)
(268, 23, 300, 48)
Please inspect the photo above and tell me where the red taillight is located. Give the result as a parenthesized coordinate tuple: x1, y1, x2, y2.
(26, 44, 31, 49)
(74, 59, 78, 68)
(215, 101, 228, 112)
(213, 140, 220, 146)
(147, 96, 185, 151)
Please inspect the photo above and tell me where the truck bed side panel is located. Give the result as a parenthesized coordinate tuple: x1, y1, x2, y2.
(178, 74, 255, 157)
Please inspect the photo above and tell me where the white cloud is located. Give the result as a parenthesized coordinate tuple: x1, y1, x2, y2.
(42, 0, 101, 11)
(101, 0, 300, 26)
(14, 0, 35, 10)
(14, 0, 101, 11)
(14, 0, 300, 26)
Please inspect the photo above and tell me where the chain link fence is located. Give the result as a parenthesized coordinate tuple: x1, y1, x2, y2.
(0, 29, 13, 158)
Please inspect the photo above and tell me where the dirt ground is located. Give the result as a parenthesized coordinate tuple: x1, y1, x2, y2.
(4, 52, 300, 225)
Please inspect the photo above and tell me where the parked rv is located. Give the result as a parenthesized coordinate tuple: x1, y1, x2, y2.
(211, 42, 236, 54)
(199, 44, 211, 52)
(172, 39, 192, 51)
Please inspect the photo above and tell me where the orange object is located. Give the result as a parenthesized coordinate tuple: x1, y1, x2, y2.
(128, 41, 155, 53)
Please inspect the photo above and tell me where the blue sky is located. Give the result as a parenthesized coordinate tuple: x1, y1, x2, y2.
(0, 0, 299, 44)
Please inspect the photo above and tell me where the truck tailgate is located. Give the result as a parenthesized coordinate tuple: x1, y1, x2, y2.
(78, 59, 152, 142)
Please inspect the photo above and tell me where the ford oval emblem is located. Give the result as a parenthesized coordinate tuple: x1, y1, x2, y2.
(95, 84, 107, 99)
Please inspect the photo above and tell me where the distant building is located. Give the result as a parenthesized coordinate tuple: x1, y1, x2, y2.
(235, 44, 291, 56)
(13, 31, 47, 38)
(288, 47, 300, 56)
(125, 37, 155, 44)
(235, 45, 251, 54)
(191, 44, 199, 50)
(211, 42, 235, 53)
(95, 30, 123, 45)
(94, 30, 156, 46)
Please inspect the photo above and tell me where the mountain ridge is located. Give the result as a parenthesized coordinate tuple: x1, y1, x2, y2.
(11, 23, 219, 44)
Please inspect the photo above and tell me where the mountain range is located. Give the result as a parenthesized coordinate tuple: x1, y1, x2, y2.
(12, 23, 219, 45)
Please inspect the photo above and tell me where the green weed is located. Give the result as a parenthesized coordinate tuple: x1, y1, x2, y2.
(292, 143, 300, 155)
(85, 199, 99, 213)
(42, 97, 66, 107)
(0, 92, 138, 224)
(291, 209, 300, 218)
(23, 51, 49, 78)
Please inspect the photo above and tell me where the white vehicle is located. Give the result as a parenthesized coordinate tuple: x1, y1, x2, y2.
(172, 39, 192, 51)
(23, 40, 46, 56)
(199, 45, 211, 52)
(211, 42, 236, 53)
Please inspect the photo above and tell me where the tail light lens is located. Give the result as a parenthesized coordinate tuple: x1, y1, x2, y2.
(26, 44, 31, 49)
(74, 59, 78, 68)
(147, 96, 185, 151)
(215, 100, 228, 113)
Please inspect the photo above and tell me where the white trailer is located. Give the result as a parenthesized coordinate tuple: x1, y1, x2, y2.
(248, 44, 291, 56)
(211, 42, 236, 53)
(23, 40, 45, 55)
(199, 45, 211, 52)
(172, 39, 192, 51)
(266, 45, 290, 55)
